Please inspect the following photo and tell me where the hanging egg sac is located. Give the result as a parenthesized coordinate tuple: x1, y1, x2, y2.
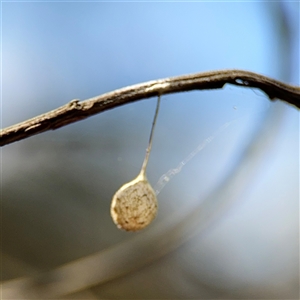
(110, 95, 161, 231)
(111, 174, 158, 231)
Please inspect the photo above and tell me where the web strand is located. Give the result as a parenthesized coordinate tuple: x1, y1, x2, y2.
(154, 121, 233, 195)
(140, 95, 161, 177)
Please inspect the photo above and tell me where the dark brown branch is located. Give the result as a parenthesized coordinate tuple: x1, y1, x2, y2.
(1, 69, 299, 147)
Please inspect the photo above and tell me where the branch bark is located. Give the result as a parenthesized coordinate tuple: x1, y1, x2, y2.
(1, 69, 299, 147)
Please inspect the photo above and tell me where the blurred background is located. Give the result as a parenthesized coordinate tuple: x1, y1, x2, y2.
(1, 1, 299, 299)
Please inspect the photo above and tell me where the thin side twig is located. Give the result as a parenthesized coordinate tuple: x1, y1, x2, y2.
(1, 69, 300, 147)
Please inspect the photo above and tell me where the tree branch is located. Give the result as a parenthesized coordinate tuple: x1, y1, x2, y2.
(1, 69, 299, 147)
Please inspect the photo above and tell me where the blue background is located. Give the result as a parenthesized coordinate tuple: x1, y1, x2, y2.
(1, 1, 299, 298)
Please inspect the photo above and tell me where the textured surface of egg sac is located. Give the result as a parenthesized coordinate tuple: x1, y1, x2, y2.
(111, 177, 158, 231)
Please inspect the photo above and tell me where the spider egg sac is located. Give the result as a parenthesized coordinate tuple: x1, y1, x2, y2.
(110, 176, 158, 231)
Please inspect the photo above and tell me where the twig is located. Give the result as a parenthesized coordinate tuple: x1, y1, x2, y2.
(1, 69, 299, 147)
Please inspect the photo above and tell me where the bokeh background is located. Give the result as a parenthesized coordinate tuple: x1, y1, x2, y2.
(1, 1, 299, 299)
